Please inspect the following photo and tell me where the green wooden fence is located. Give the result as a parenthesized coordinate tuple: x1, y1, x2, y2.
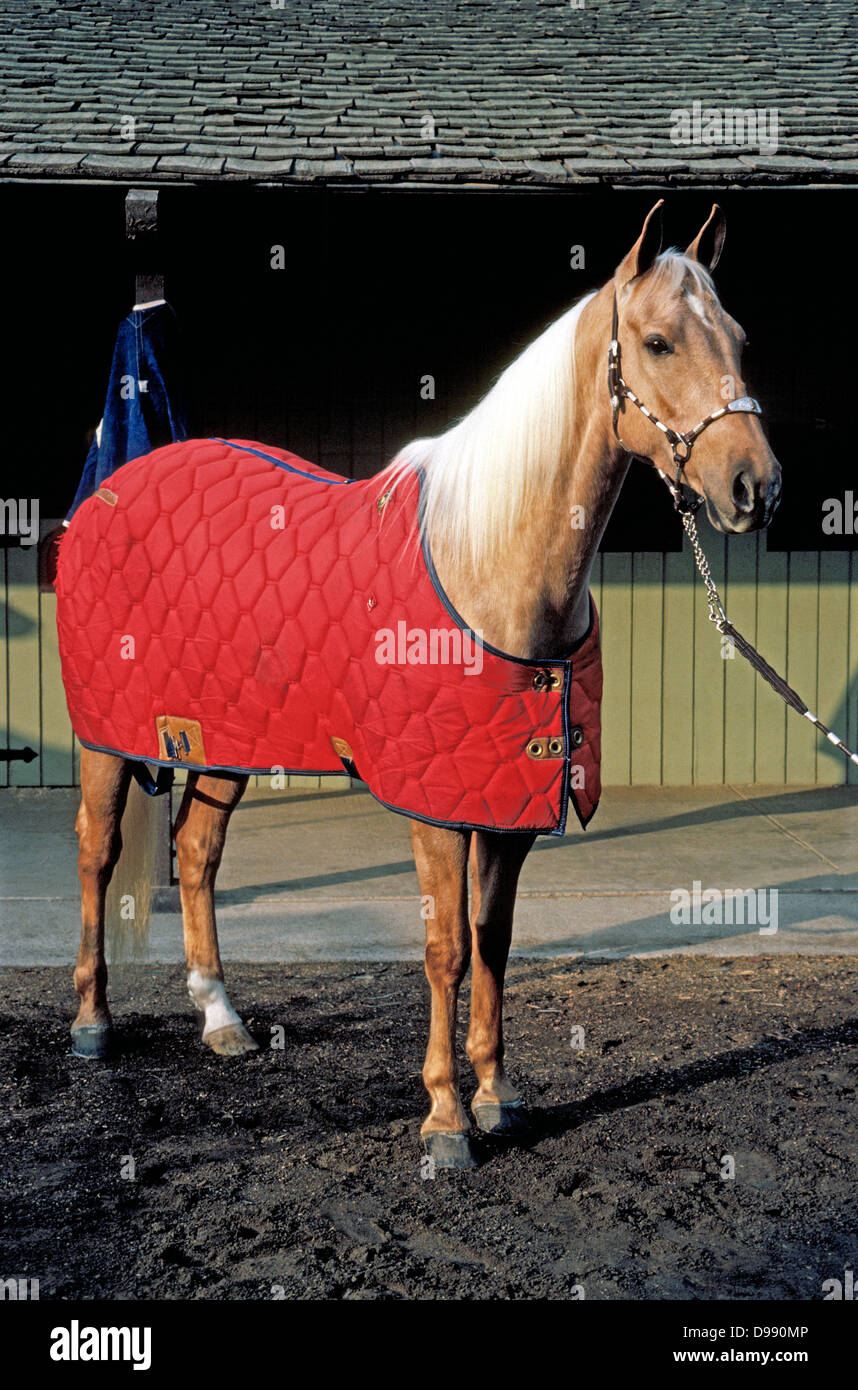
(3, 526, 856, 789)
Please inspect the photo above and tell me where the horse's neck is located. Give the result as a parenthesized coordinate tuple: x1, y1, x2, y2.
(430, 287, 628, 659)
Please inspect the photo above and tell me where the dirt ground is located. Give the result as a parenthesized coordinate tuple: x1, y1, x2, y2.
(1, 955, 855, 1301)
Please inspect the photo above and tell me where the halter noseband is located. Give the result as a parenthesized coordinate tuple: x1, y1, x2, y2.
(607, 292, 762, 515)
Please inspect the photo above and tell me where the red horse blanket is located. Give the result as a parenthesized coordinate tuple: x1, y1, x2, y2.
(56, 438, 602, 835)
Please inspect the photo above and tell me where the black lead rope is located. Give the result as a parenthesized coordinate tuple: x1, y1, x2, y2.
(677, 506, 858, 768)
(608, 295, 858, 768)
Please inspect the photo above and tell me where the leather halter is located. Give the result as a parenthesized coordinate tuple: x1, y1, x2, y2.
(607, 292, 762, 515)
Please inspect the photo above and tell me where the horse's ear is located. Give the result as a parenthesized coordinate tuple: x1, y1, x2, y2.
(616, 199, 664, 287)
(686, 204, 726, 270)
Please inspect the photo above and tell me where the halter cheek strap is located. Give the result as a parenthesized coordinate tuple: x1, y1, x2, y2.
(608, 292, 762, 515)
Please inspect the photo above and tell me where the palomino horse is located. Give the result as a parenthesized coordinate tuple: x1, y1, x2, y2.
(67, 202, 781, 1168)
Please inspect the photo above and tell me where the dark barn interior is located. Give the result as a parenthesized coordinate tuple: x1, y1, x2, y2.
(6, 183, 855, 552)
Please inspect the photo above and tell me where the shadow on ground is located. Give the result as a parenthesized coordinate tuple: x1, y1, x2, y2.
(0, 955, 855, 1300)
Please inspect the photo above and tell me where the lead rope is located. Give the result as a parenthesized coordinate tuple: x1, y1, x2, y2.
(679, 503, 858, 768)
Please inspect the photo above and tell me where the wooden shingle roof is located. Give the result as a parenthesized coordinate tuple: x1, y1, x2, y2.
(2, 0, 857, 185)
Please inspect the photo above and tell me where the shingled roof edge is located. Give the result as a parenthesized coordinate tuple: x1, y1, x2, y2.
(2, 0, 856, 188)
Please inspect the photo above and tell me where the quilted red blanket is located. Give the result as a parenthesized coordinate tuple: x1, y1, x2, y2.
(56, 438, 602, 835)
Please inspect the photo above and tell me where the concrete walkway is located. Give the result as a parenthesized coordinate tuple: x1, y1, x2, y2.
(1, 784, 856, 964)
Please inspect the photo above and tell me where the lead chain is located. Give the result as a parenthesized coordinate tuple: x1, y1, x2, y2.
(680, 508, 728, 630)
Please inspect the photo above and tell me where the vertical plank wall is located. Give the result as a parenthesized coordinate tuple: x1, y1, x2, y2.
(593, 531, 856, 787)
(2, 532, 856, 788)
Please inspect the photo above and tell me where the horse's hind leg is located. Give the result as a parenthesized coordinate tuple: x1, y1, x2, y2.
(467, 831, 535, 1136)
(71, 748, 133, 1058)
(410, 820, 477, 1169)
(174, 771, 257, 1056)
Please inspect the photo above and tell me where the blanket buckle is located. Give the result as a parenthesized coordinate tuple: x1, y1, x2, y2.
(155, 715, 206, 764)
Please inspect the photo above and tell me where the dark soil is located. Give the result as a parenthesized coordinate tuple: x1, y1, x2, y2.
(1, 956, 856, 1300)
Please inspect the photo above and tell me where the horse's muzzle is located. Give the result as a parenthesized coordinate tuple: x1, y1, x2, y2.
(709, 459, 782, 533)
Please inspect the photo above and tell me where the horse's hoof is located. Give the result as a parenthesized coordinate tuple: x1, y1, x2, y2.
(472, 1099, 529, 1137)
(204, 1022, 259, 1056)
(70, 1024, 112, 1059)
(422, 1130, 480, 1170)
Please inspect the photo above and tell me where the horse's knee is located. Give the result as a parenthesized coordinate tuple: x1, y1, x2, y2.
(175, 827, 209, 891)
(77, 824, 121, 883)
(425, 939, 470, 990)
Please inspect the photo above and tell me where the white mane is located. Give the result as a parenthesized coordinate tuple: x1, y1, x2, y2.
(383, 292, 595, 573)
(382, 251, 715, 573)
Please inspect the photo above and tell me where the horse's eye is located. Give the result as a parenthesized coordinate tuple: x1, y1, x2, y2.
(645, 335, 673, 356)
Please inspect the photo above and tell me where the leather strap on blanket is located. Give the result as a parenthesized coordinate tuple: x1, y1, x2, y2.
(130, 762, 175, 797)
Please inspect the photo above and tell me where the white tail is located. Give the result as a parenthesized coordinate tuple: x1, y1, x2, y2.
(105, 779, 163, 962)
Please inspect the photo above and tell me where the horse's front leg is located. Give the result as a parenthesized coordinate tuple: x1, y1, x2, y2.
(410, 820, 477, 1169)
(467, 830, 535, 1135)
(174, 771, 258, 1056)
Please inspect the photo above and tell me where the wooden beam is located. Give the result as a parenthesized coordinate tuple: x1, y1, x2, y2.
(125, 188, 164, 304)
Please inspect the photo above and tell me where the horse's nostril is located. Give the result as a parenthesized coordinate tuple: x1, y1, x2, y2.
(732, 469, 755, 513)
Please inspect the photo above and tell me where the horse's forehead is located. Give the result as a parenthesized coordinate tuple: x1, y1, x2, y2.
(636, 270, 726, 333)
(685, 286, 713, 324)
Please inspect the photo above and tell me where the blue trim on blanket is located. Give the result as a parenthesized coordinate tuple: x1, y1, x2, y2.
(80, 741, 353, 782)
(77, 740, 570, 836)
(212, 438, 356, 484)
(368, 793, 561, 837)
(556, 662, 572, 837)
(414, 466, 595, 667)
(412, 464, 598, 832)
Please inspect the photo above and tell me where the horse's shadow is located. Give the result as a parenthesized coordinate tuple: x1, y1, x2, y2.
(533, 784, 857, 851)
(43, 1000, 857, 1157)
(528, 1016, 858, 1145)
(214, 785, 857, 903)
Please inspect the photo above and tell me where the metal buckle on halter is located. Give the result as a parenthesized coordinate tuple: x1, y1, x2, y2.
(659, 431, 698, 513)
(659, 466, 703, 516)
(673, 482, 704, 516)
